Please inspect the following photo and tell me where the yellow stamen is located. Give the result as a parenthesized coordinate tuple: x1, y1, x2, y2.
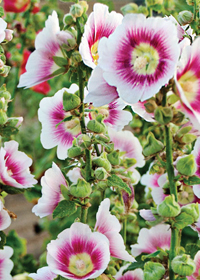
(91, 41, 99, 65)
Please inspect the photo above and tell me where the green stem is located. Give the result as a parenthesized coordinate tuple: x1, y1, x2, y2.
(169, 229, 179, 280)
(76, 18, 82, 46)
(78, 69, 86, 134)
(80, 206, 88, 223)
(94, 143, 100, 156)
(194, 0, 197, 21)
(123, 218, 127, 245)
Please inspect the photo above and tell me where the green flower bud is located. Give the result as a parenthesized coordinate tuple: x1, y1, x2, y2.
(154, 106, 173, 124)
(71, 51, 82, 66)
(144, 261, 165, 280)
(68, 146, 83, 158)
(172, 111, 185, 125)
(176, 154, 197, 176)
(79, 1, 88, 13)
(96, 180, 108, 190)
(178, 11, 194, 25)
(157, 194, 181, 217)
(123, 158, 137, 169)
(137, 5, 149, 16)
(172, 254, 196, 276)
(0, 91, 11, 100)
(70, 178, 92, 198)
(181, 203, 199, 222)
(63, 13, 75, 25)
(105, 143, 114, 153)
(94, 167, 108, 180)
(143, 132, 164, 157)
(0, 65, 10, 77)
(70, 4, 84, 18)
(95, 134, 110, 143)
(121, 3, 138, 15)
(177, 126, 192, 138)
(6, 117, 23, 128)
(63, 91, 81, 111)
(106, 267, 117, 276)
(0, 97, 7, 110)
(87, 120, 106, 134)
(93, 152, 112, 172)
(144, 99, 157, 113)
(107, 151, 120, 166)
(128, 212, 137, 221)
(0, 109, 7, 125)
(77, 134, 91, 148)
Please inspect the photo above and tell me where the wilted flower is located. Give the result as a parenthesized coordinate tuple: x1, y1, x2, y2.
(32, 162, 68, 218)
(47, 222, 110, 280)
(79, 3, 123, 69)
(0, 140, 37, 189)
(98, 14, 180, 104)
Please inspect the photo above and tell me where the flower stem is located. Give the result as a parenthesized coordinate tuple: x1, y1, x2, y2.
(123, 218, 127, 245)
(80, 206, 88, 223)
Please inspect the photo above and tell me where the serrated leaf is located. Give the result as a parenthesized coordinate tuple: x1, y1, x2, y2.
(185, 243, 200, 259)
(0, 231, 6, 249)
(53, 200, 77, 219)
(53, 56, 69, 67)
(173, 212, 194, 230)
(141, 250, 161, 261)
(0, 184, 25, 194)
(183, 176, 200, 185)
(107, 174, 131, 195)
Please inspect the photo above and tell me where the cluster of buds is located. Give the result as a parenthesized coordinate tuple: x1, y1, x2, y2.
(121, 3, 148, 16)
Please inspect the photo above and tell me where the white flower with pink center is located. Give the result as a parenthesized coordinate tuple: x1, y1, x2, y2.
(131, 224, 171, 257)
(175, 37, 200, 130)
(88, 98, 132, 131)
(47, 222, 110, 280)
(95, 198, 135, 262)
(0, 140, 37, 189)
(32, 162, 68, 218)
(38, 87, 81, 160)
(114, 264, 143, 280)
(29, 266, 57, 280)
(98, 14, 179, 104)
(131, 101, 155, 122)
(79, 3, 123, 69)
(0, 200, 11, 231)
(18, 11, 72, 88)
(0, 18, 8, 43)
(0, 246, 13, 280)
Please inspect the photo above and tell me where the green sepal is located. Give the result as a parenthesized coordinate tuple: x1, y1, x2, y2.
(60, 184, 70, 200)
(157, 194, 181, 217)
(55, 115, 73, 128)
(63, 91, 81, 111)
(53, 200, 77, 219)
(185, 243, 200, 259)
(107, 174, 131, 195)
(173, 212, 194, 230)
(172, 254, 196, 276)
(68, 146, 83, 158)
(144, 261, 165, 280)
(53, 56, 69, 67)
(154, 106, 173, 124)
(176, 154, 197, 176)
(143, 132, 164, 157)
(183, 175, 200, 185)
(70, 178, 92, 198)
(107, 151, 120, 166)
(141, 250, 161, 261)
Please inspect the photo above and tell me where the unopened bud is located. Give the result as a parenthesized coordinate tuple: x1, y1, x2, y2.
(79, 1, 88, 13)
(107, 150, 120, 166)
(70, 4, 83, 18)
(172, 254, 196, 276)
(0, 97, 6, 110)
(63, 91, 81, 111)
(0, 65, 10, 77)
(77, 134, 91, 148)
(0, 90, 11, 100)
(121, 3, 138, 15)
(0, 109, 7, 125)
(157, 194, 181, 217)
(123, 158, 137, 169)
(96, 180, 108, 190)
(92, 152, 112, 172)
(144, 99, 157, 113)
(71, 51, 82, 66)
(154, 106, 173, 124)
(94, 167, 108, 180)
(144, 261, 165, 280)
(137, 5, 149, 16)
(95, 134, 110, 143)
(176, 154, 197, 176)
(105, 143, 114, 153)
(143, 132, 164, 157)
(70, 178, 92, 198)
(172, 111, 185, 125)
(4, 29, 13, 42)
(68, 146, 83, 158)
(63, 13, 75, 25)
(178, 10, 194, 25)
(6, 117, 23, 128)
(87, 119, 106, 134)
(181, 203, 199, 223)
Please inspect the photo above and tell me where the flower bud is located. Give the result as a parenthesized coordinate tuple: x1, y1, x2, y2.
(71, 51, 82, 66)
(94, 167, 108, 180)
(105, 143, 114, 153)
(0, 90, 11, 100)
(181, 203, 199, 222)
(172, 254, 196, 276)
(122, 158, 137, 169)
(143, 132, 164, 157)
(144, 99, 157, 113)
(63, 91, 81, 111)
(178, 11, 194, 25)
(70, 178, 92, 198)
(176, 154, 197, 176)
(96, 180, 108, 190)
(172, 111, 185, 125)
(68, 146, 83, 158)
(106, 266, 117, 276)
(122, 185, 135, 213)
(70, 4, 84, 18)
(5, 29, 13, 42)
(107, 150, 120, 166)
(92, 152, 112, 172)
(87, 119, 106, 134)
(77, 134, 91, 148)
(6, 117, 23, 128)
(95, 134, 110, 143)
(121, 3, 138, 15)
(137, 5, 149, 16)
(63, 13, 75, 26)
(0, 65, 11, 77)
(144, 261, 165, 280)
(0, 97, 7, 110)
(154, 106, 173, 124)
(0, 109, 7, 125)
(157, 194, 181, 217)
(79, 1, 88, 13)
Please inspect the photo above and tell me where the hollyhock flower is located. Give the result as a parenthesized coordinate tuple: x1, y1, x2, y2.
(20, 50, 50, 95)
(88, 98, 132, 131)
(18, 11, 73, 88)
(0, 246, 13, 280)
(67, 167, 82, 184)
(32, 162, 68, 218)
(114, 264, 143, 280)
(47, 222, 110, 280)
(95, 198, 135, 262)
(38, 87, 81, 160)
(139, 209, 156, 222)
(4, 0, 30, 13)
(98, 14, 180, 104)
(0, 200, 11, 231)
(0, 140, 37, 189)
(187, 251, 200, 280)
(131, 101, 155, 122)
(131, 224, 171, 257)
(175, 37, 200, 130)
(0, 18, 8, 43)
(108, 128, 145, 168)
(29, 267, 57, 280)
(85, 66, 119, 107)
(79, 3, 123, 69)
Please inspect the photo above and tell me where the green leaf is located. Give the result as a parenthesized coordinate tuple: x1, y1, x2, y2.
(141, 250, 161, 261)
(123, 254, 146, 273)
(107, 174, 131, 195)
(0, 231, 6, 249)
(50, 67, 66, 77)
(55, 116, 73, 128)
(6, 230, 27, 256)
(173, 212, 194, 230)
(53, 56, 69, 67)
(185, 243, 200, 259)
(60, 184, 70, 200)
(53, 200, 77, 219)
(183, 175, 200, 185)
(0, 184, 25, 194)
(24, 186, 41, 202)
(0, 7, 4, 17)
